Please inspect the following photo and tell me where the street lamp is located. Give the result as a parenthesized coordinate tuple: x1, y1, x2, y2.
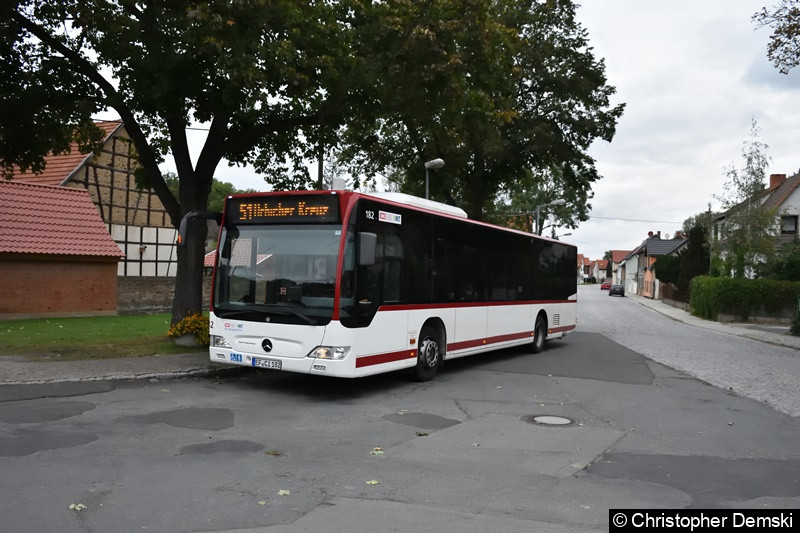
(424, 158, 445, 199)
(534, 198, 566, 235)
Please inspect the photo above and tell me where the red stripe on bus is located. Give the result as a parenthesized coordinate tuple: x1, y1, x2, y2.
(378, 300, 575, 312)
(448, 330, 535, 352)
(355, 326, 575, 368)
(356, 349, 417, 368)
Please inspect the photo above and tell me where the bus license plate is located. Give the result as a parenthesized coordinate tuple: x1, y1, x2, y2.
(252, 357, 282, 370)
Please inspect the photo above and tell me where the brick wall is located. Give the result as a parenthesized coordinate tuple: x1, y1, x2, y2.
(117, 276, 213, 314)
(0, 257, 118, 318)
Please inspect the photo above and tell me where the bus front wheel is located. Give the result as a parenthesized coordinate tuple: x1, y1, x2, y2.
(414, 326, 442, 381)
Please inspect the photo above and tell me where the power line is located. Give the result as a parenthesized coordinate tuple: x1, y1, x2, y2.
(588, 215, 682, 224)
(491, 211, 682, 225)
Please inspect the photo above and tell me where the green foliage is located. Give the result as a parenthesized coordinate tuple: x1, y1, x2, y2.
(713, 120, 778, 277)
(654, 255, 681, 286)
(682, 207, 716, 236)
(791, 309, 800, 336)
(337, 0, 623, 220)
(0, 314, 193, 360)
(752, 0, 800, 74)
(488, 166, 592, 233)
(145, 171, 254, 213)
(0, 6, 105, 179)
(709, 254, 725, 277)
(757, 238, 800, 281)
(167, 312, 210, 346)
(2, 0, 371, 323)
(2, 0, 622, 321)
(689, 275, 800, 321)
(677, 223, 710, 290)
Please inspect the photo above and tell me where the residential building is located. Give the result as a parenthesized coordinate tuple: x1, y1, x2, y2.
(619, 253, 639, 295)
(10, 120, 177, 277)
(609, 250, 631, 285)
(0, 181, 123, 318)
(712, 172, 800, 275)
(626, 232, 686, 299)
(591, 259, 609, 281)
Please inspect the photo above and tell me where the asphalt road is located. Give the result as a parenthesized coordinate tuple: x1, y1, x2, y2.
(580, 285, 800, 417)
(1, 287, 798, 532)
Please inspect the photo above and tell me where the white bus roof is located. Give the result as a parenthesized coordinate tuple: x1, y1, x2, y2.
(365, 192, 468, 219)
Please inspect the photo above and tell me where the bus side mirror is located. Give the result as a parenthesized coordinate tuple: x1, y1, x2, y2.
(358, 232, 377, 266)
(178, 211, 222, 246)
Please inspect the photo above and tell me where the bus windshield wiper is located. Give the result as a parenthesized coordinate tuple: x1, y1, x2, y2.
(255, 304, 318, 326)
(215, 305, 317, 325)
(214, 309, 259, 319)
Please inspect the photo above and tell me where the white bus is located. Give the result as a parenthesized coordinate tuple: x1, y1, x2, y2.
(201, 190, 576, 380)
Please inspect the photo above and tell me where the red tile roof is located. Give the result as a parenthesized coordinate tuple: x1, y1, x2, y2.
(763, 172, 800, 211)
(611, 250, 631, 264)
(0, 181, 124, 258)
(11, 121, 123, 187)
(204, 246, 273, 268)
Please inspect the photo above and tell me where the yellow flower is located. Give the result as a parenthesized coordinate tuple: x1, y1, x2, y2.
(167, 313, 210, 346)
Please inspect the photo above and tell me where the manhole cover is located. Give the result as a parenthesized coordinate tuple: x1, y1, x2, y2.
(522, 414, 575, 426)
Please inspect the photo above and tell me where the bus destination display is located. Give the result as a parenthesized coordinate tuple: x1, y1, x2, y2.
(227, 196, 339, 224)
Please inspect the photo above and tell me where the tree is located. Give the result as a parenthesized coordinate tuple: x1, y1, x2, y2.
(1, 1, 368, 323)
(682, 205, 716, 236)
(488, 165, 594, 234)
(654, 255, 681, 286)
(337, 0, 623, 221)
(677, 223, 710, 290)
(714, 120, 777, 278)
(757, 237, 800, 280)
(160, 172, 255, 214)
(753, 0, 800, 74)
(602, 250, 614, 278)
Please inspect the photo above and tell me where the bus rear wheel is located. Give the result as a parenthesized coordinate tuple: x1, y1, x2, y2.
(529, 314, 546, 354)
(414, 326, 442, 381)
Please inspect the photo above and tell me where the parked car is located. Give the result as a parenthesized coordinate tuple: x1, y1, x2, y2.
(609, 284, 625, 297)
(600, 281, 611, 290)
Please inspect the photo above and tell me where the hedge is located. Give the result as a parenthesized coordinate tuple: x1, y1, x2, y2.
(689, 275, 800, 321)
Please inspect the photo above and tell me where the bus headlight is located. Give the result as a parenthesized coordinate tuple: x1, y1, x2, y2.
(211, 335, 231, 348)
(309, 346, 350, 360)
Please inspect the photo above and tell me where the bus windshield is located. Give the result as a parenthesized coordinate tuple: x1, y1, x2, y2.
(213, 224, 342, 325)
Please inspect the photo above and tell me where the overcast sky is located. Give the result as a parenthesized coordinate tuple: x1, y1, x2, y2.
(570, 0, 800, 260)
(166, 1, 800, 262)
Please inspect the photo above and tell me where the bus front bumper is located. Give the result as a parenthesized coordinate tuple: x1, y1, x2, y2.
(209, 348, 356, 378)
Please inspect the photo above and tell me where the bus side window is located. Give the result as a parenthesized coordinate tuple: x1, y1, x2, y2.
(339, 230, 356, 318)
(403, 212, 432, 303)
(355, 232, 383, 315)
(383, 231, 403, 303)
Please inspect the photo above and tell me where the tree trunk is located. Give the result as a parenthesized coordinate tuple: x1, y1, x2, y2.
(169, 148, 215, 324)
(171, 216, 209, 324)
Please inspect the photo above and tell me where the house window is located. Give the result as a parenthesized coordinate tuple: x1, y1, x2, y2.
(781, 215, 798, 235)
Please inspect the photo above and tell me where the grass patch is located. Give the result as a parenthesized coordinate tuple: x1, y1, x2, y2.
(0, 314, 202, 361)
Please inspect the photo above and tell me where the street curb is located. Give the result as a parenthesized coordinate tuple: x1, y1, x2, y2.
(0, 367, 230, 386)
(626, 294, 800, 351)
(0, 353, 245, 386)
